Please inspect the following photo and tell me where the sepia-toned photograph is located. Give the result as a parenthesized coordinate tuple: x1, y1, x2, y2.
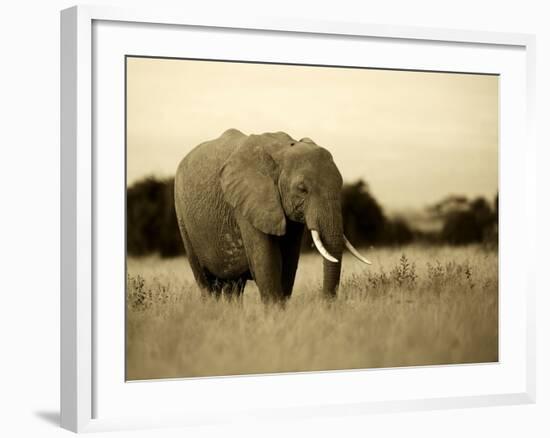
(125, 56, 498, 380)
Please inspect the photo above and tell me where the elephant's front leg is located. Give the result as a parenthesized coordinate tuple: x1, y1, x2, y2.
(236, 215, 284, 302)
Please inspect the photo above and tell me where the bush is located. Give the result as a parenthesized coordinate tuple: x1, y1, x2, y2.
(432, 195, 498, 246)
(382, 217, 414, 246)
(341, 180, 386, 246)
(126, 177, 184, 257)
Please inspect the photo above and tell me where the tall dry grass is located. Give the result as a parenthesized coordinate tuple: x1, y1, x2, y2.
(126, 246, 498, 380)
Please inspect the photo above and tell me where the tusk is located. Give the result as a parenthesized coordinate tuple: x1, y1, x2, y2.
(344, 236, 372, 265)
(311, 230, 339, 263)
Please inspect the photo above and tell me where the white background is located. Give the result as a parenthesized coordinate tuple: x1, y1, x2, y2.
(0, 0, 547, 437)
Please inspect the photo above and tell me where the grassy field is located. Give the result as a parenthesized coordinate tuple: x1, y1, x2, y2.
(126, 245, 498, 380)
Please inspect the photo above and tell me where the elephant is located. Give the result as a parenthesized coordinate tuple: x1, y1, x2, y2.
(174, 129, 371, 302)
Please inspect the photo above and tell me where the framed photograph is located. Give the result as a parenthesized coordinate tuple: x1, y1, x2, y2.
(61, 5, 536, 433)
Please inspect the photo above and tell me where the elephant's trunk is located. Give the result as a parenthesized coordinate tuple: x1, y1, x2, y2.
(307, 202, 344, 298)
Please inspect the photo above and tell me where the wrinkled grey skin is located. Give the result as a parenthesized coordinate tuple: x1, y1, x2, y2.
(174, 129, 344, 302)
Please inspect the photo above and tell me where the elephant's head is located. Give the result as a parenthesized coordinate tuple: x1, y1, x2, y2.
(220, 132, 370, 297)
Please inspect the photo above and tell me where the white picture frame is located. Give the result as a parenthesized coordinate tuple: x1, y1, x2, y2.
(60, 4, 536, 433)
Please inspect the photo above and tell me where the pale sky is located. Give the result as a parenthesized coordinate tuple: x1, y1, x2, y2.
(126, 57, 498, 210)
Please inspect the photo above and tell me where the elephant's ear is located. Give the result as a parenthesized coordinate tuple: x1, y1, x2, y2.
(220, 137, 286, 236)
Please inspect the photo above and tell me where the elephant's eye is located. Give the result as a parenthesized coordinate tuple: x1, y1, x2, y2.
(297, 182, 308, 194)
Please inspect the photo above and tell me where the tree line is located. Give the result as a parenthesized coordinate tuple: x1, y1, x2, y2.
(127, 177, 498, 257)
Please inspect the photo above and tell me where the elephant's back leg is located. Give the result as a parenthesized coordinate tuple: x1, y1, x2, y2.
(176, 216, 211, 292)
(176, 215, 243, 298)
(201, 275, 247, 301)
(222, 277, 247, 301)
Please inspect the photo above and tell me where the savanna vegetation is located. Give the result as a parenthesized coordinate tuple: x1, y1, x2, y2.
(125, 176, 498, 379)
(126, 246, 498, 380)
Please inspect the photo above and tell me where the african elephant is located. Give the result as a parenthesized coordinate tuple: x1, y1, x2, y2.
(174, 129, 370, 302)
